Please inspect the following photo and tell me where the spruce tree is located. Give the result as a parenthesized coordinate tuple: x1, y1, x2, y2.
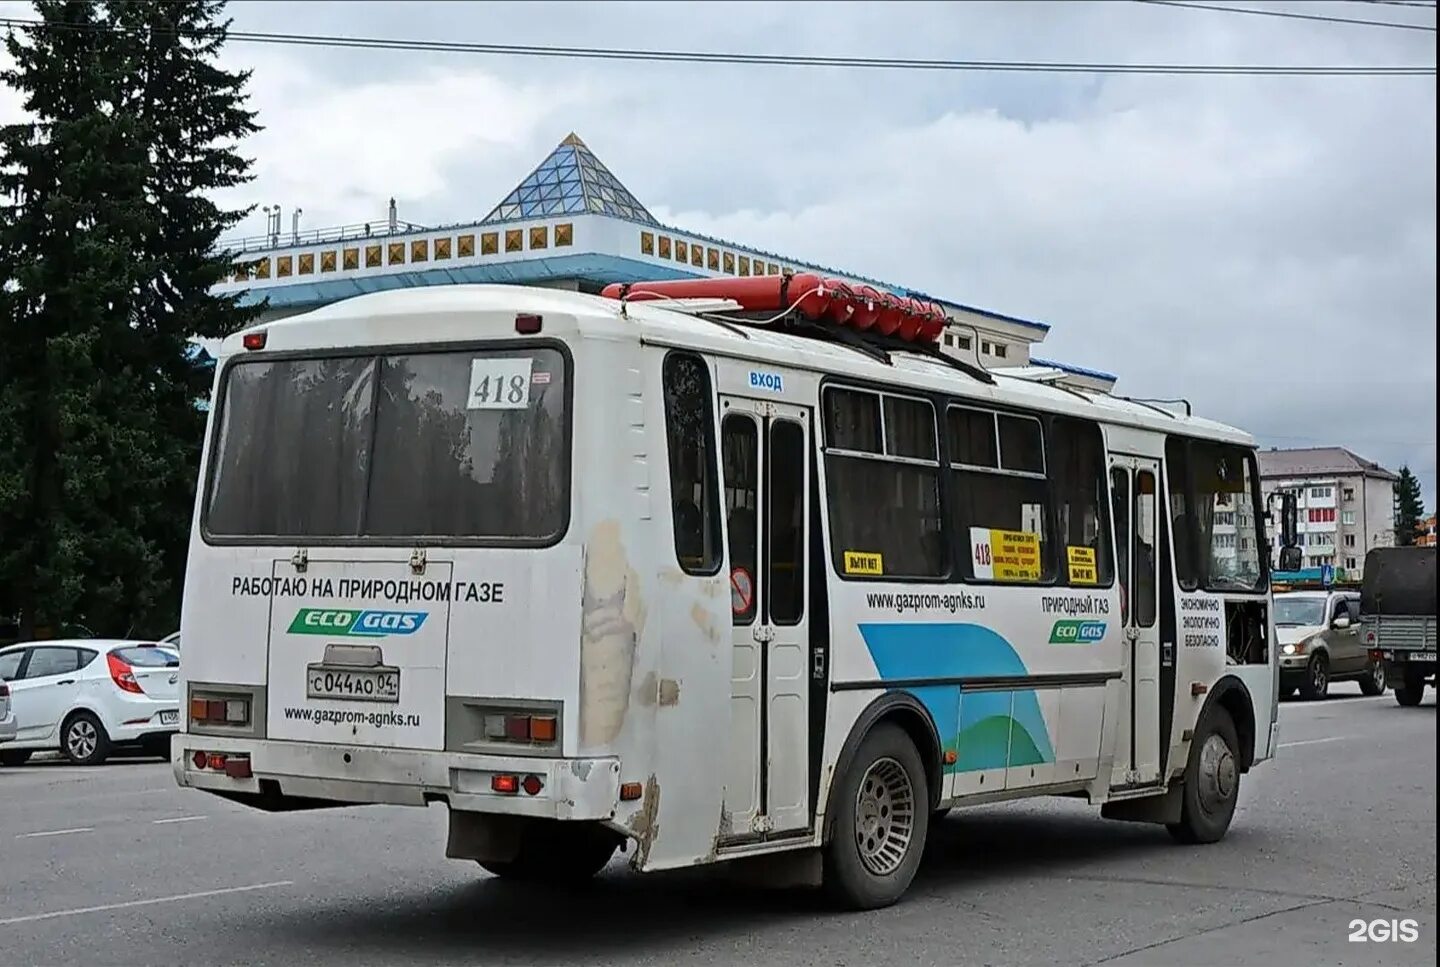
(1394, 466, 1424, 546)
(0, 1, 258, 638)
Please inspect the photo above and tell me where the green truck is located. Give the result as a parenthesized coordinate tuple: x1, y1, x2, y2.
(1361, 547, 1436, 707)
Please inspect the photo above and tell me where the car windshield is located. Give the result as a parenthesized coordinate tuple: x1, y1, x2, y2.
(113, 646, 180, 668)
(1273, 597, 1326, 627)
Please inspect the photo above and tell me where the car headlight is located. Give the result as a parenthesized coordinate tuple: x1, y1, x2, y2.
(1282, 643, 1296, 656)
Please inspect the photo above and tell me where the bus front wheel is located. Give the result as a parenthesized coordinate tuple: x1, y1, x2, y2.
(823, 722, 930, 910)
(1167, 706, 1240, 845)
(478, 822, 619, 884)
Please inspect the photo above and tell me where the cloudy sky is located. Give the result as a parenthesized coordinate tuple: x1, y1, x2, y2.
(3, 0, 1436, 504)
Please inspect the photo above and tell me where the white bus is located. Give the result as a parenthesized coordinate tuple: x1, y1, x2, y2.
(175, 278, 1294, 909)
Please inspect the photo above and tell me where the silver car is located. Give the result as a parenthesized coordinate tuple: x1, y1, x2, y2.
(1276, 590, 1386, 700)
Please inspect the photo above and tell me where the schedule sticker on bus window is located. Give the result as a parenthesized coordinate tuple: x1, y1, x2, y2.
(843, 551, 884, 576)
(1067, 546, 1098, 585)
(468, 356, 533, 410)
(970, 527, 1041, 582)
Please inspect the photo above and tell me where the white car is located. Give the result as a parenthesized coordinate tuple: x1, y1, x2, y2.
(0, 640, 180, 766)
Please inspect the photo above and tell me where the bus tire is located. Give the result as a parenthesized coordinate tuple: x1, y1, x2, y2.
(1166, 706, 1240, 846)
(477, 822, 618, 884)
(823, 722, 930, 911)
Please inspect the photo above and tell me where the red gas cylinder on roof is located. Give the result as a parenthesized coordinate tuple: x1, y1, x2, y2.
(849, 285, 882, 331)
(870, 292, 902, 336)
(599, 274, 945, 347)
(916, 300, 948, 342)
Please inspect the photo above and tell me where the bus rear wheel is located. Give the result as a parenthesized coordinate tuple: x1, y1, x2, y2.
(823, 722, 930, 910)
(1167, 706, 1240, 846)
(478, 822, 619, 884)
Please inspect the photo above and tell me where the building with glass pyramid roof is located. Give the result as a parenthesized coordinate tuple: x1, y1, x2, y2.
(210, 133, 1115, 392)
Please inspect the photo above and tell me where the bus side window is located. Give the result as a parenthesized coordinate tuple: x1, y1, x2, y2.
(1134, 470, 1158, 628)
(663, 353, 722, 575)
(722, 413, 760, 624)
(1050, 417, 1114, 587)
(823, 388, 945, 579)
(946, 405, 1054, 583)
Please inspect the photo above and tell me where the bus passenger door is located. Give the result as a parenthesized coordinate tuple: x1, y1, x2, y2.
(1110, 457, 1163, 788)
(719, 396, 812, 841)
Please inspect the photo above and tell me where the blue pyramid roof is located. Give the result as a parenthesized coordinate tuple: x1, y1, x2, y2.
(482, 133, 657, 225)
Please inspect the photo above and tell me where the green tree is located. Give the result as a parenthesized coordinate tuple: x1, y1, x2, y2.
(1394, 465, 1424, 546)
(0, 0, 258, 638)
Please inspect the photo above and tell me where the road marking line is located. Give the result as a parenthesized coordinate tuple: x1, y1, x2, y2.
(151, 815, 207, 825)
(0, 881, 295, 927)
(16, 827, 94, 839)
(1279, 736, 1348, 748)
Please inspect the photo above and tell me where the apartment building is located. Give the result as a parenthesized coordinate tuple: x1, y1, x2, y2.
(1257, 447, 1398, 579)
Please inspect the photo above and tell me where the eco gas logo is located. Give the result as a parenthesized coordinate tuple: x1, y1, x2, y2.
(1049, 619, 1106, 644)
(288, 608, 427, 638)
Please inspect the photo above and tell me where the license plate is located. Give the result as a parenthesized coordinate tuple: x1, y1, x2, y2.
(1414, 651, 1437, 662)
(158, 710, 178, 726)
(306, 664, 400, 703)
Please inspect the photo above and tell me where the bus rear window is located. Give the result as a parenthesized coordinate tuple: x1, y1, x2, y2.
(205, 347, 569, 542)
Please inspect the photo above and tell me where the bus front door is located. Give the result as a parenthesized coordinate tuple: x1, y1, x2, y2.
(718, 396, 812, 842)
(1110, 457, 1163, 788)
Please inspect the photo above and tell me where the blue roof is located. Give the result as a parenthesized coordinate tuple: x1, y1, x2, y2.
(482, 133, 657, 226)
(1030, 356, 1116, 382)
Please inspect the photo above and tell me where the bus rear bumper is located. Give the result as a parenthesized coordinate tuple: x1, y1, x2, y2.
(171, 735, 621, 820)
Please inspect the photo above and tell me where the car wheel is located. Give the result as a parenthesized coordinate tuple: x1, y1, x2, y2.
(1298, 653, 1329, 700)
(1167, 706, 1241, 845)
(823, 722, 930, 911)
(61, 711, 111, 766)
(0, 749, 32, 767)
(1359, 660, 1387, 697)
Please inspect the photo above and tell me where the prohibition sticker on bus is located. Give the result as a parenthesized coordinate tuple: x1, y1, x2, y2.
(730, 567, 754, 615)
(971, 527, 1040, 582)
(843, 550, 884, 576)
(1067, 545, 1098, 585)
(468, 356, 533, 410)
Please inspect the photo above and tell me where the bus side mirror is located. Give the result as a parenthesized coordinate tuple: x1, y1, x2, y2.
(1278, 492, 1298, 548)
(1278, 545, 1302, 572)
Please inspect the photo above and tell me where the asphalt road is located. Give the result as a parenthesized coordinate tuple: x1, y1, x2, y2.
(2, 683, 1434, 967)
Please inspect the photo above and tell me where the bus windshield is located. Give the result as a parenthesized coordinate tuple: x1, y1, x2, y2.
(205, 346, 569, 542)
